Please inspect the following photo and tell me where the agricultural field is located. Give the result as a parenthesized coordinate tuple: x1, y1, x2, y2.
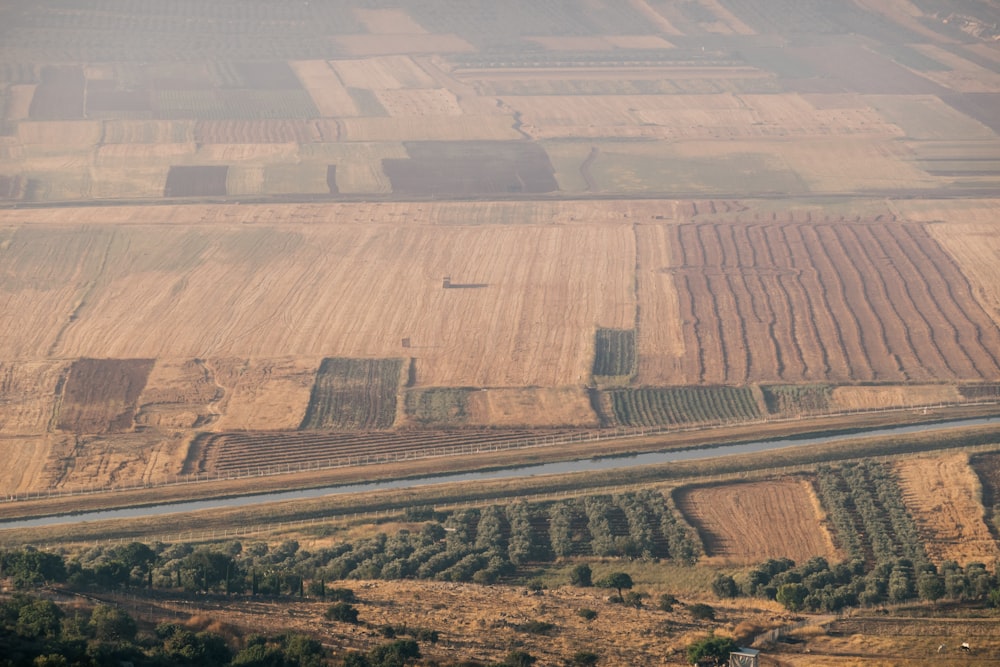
(598, 386, 761, 428)
(893, 453, 1000, 566)
(674, 478, 838, 565)
(300, 357, 405, 430)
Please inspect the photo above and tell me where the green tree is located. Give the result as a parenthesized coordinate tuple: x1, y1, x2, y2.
(89, 604, 136, 643)
(776, 583, 808, 611)
(598, 572, 633, 602)
(570, 564, 592, 587)
(687, 603, 716, 621)
(686, 634, 738, 665)
(571, 650, 599, 666)
(368, 639, 420, 667)
(502, 650, 536, 667)
(711, 574, 739, 598)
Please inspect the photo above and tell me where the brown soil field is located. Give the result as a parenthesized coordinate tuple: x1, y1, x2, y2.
(163, 165, 228, 197)
(674, 478, 838, 565)
(829, 385, 964, 412)
(893, 453, 1000, 566)
(654, 220, 1000, 385)
(56, 358, 155, 434)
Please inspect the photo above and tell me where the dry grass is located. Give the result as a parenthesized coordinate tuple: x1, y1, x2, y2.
(0, 361, 65, 435)
(676, 478, 839, 565)
(893, 453, 1000, 566)
(463, 387, 598, 427)
(830, 385, 964, 411)
(0, 436, 54, 494)
(209, 357, 318, 431)
(634, 223, 686, 384)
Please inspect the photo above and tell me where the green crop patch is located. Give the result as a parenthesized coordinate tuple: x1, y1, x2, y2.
(761, 384, 832, 415)
(300, 357, 405, 430)
(603, 386, 761, 427)
(592, 328, 635, 379)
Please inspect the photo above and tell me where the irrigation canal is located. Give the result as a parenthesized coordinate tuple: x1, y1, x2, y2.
(1, 415, 996, 530)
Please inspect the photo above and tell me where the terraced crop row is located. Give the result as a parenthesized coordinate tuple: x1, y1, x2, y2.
(605, 386, 760, 427)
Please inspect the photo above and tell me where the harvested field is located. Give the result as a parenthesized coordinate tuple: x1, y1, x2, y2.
(101, 119, 195, 144)
(907, 44, 1000, 93)
(289, 60, 359, 118)
(0, 221, 635, 388)
(262, 163, 330, 195)
(338, 116, 520, 142)
(89, 166, 170, 200)
(194, 120, 320, 144)
(0, 361, 65, 435)
(332, 56, 437, 90)
(95, 143, 195, 167)
(865, 94, 996, 140)
(651, 221, 1000, 385)
(85, 89, 150, 115)
(42, 431, 189, 491)
(16, 120, 101, 146)
(354, 8, 428, 34)
(300, 357, 405, 430)
(135, 358, 223, 431)
(761, 384, 832, 416)
(232, 62, 303, 90)
(404, 387, 597, 428)
(830, 385, 964, 412)
(675, 478, 838, 564)
(926, 221, 1000, 323)
(0, 436, 53, 494)
(894, 453, 1000, 566)
(373, 88, 462, 117)
(164, 165, 228, 197)
(384, 141, 558, 195)
(196, 143, 297, 163)
(56, 358, 155, 434)
(206, 357, 318, 432)
(225, 167, 265, 197)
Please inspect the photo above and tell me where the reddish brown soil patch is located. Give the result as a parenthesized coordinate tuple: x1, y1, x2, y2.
(383, 141, 558, 195)
(28, 66, 85, 120)
(57, 358, 155, 433)
(164, 166, 229, 197)
(665, 220, 1000, 384)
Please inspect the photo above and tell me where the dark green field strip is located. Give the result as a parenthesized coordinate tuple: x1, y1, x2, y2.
(607, 386, 761, 427)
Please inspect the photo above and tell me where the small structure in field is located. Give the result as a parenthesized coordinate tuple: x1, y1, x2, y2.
(729, 647, 759, 667)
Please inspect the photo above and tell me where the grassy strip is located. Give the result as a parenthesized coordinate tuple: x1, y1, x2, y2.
(4, 421, 1000, 547)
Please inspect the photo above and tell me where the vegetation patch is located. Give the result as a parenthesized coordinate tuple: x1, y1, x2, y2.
(592, 328, 635, 379)
(604, 386, 760, 427)
(761, 383, 832, 415)
(403, 387, 470, 426)
(164, 165, 228, 197)
(300, 357, 404, 430)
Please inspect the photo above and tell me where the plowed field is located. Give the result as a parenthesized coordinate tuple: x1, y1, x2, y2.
(647, 220, 1000, 385)
(675, 478, 838, 564)
(57, 358, 155, 433)
(894, 454, 1000, 566)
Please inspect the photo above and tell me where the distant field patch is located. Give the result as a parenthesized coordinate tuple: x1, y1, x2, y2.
(592, 328, 636, 379)
(301, 357, 405, 430)
(601, 386, 760, 427)
(675, 478, 837, 564)
(384, 141, 558, 195)
(404, 387, 470, 425)
(333, 34, 474, 56)
(164, 165, 228, 197)
(830, 385, 963, 411)
(28, 65, 85, 120)
(232, 61, 303, 89)
(57, 358, 155, 433)
(0, 361, 65, 435)
(354, 8, 429, 34)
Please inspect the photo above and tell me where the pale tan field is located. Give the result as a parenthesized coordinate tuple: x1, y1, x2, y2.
(95, 143, 197, 166)
(225, 166, 266, 197)
(0, 220, 635, 388)
(864, 94, 996, 140)
(101, 120, 196, 144)
(634, 224, 686, 385)
(87, 166, 170, 199)
(136, 358, 224, 431)
(5, 84, 35, 120)
(526, 35, 675, 50)
(41, 432, 190, 491)
(830, 385, 964, 412)
(373, 88, 463, 117)
(463, 387, 598, 427)
(353, 8, 428, 34)
(332, 55, 437, 90)
(261, 163, 330, 195)
(337, 116, 520, 142)
(0, 361, 65, 435)
(676, 478, 839, 565)
(289, 60, 360, 118)
(894, 453, 1000, 566)
(925, 219, 1000, 321)
(207, 357, 318, 432)
(0, 436, 54, 494)
(909, 44, 1000, 92)
(16, 121, 102, 146)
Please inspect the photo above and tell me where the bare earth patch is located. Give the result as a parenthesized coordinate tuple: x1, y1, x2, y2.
(894, 453, 1000, 566)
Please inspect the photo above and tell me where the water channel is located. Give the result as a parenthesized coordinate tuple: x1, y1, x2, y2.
(2, 415, 996, 529)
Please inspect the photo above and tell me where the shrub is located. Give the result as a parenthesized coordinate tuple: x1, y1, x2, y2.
(687, 603, 715, 621)
(570, 564, 592, 587)
(577, 608, 598, 621)
(324, 602, 359, 624)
